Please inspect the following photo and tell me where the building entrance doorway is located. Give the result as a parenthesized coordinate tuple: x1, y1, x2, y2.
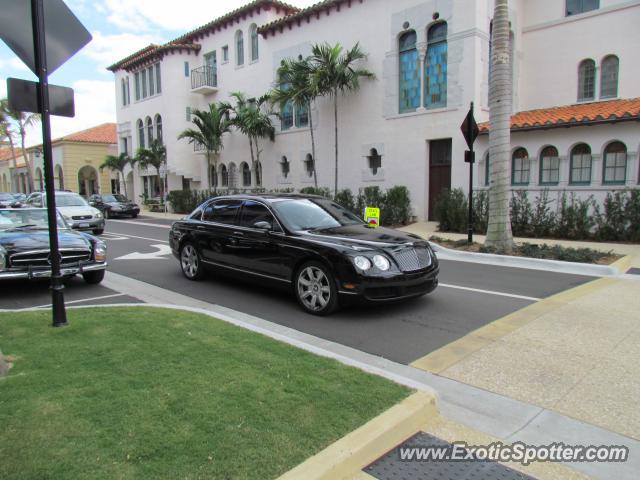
(428, 138, 452, 220)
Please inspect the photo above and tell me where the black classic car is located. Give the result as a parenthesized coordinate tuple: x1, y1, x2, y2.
(89, 194, 140, 219)
(169, 194, 439, 315)
(0, 208, 107, 283)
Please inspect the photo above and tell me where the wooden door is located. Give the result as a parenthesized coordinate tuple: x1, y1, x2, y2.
(428, 139, 452, 220)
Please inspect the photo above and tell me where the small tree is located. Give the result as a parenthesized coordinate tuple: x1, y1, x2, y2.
(100, 152, 132, 198)
(135, 139, 166, 202)
(178, 102, 230, 192)
(0, 98, 21, 191)
(0, 99, 40, 192)
(309, 42, 375, 196)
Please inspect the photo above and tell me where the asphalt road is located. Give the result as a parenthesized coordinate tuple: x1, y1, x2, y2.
(86, 217, 593, 365)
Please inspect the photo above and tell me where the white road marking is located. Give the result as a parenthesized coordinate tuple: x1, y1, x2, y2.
(32, 293, 128, 309)
(114, 244, 173, 261)
(439, 283, 541, 302)
(103, 232, 169, 243)
(109, 219, 172, 229)
(101, 233, 131, 240)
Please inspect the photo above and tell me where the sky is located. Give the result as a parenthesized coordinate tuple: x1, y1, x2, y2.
(0, 0, 318, 148)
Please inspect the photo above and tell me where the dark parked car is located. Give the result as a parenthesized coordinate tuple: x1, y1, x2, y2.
(89, 194, 140, 219)
(0, 193, 22, 208)
(169, 194, 439, 315)
(0, 208, 107, 283)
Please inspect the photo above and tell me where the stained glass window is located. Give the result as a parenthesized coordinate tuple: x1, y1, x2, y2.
(425, 22, 447, 109)
(295, 102, 309, 128)
(399, 31, 419, 113)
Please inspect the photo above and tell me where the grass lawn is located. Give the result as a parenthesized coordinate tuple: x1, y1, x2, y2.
(0, 307, 411, 480)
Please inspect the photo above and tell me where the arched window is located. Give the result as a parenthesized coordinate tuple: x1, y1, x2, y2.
(241, 162, 251, 186)
(250, 24, 259, 61)
(367, 148, 382, 175)
(55, 164, 64, 190)
(210, 165, 217, 188)
(235, 30, 244, 66)
(220, 164, 229, 187)
(603, 141, 627, 184)
(137, 119, 145, 149)
(425, 22, 448, 109)
(578, 59, 595, 101)
(304, 153, 314, 178)
(600, 55, 619, 99)
(511, 148, 530, 185)
(570, 144, 592, 185)
(280, 156, 290, 179)
(295, 102, 308, 127)
(155, 114, 163, 143)
(255, 161, 262, 187)
(484, 152, 490, 186)
(539, 146, 560, 185)
(146, 116, 153, 144)
(280, 83, 294, 131)
(398, 30, 419, 113)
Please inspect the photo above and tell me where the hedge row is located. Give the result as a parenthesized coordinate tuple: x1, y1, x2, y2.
(167, 185, 412, 227)
(435, 188, 640, 242)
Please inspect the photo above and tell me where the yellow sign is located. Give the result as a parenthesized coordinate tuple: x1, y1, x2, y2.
(365, 207, 380, 228)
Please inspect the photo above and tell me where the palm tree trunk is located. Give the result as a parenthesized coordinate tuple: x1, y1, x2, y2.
(333, 90, 339, 197)
(485, 0, 514, 252)
(248, 136, 255, 188)
(8, 135, 18, 191)
(156, 166, 164, 203)
(308, 101, 318, 189)
(120, 169, 128, 198)
(206, 150, 212, 189)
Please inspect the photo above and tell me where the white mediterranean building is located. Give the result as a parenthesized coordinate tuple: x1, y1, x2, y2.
(108, 0, 640, 219)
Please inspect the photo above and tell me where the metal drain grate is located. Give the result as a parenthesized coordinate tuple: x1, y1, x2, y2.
(364, 432, 537, 480)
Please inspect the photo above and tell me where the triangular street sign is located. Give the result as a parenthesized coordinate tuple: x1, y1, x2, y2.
(0, 0, 92, 76)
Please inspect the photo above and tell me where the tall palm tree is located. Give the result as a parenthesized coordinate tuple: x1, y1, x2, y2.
(485, 0, 514, 252)
(135, 139, 167, 202)
(178, 102, 231, 192)
(100, 152, 132, 198)
(0, 99, 20, 191)
(222, 92, 275, 188)
(309, 42, 375, 196)
(270, 56, 320, 187)
(0, 101, 40, 192)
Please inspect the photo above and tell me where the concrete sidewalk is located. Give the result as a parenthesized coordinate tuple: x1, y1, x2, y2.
(139, 208, 185, 220)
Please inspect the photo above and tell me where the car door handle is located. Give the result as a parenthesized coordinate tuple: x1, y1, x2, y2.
(196, 225, 206, 230)
(232, 231, 244, 237)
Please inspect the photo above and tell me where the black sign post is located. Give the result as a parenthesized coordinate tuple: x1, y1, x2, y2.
(1, 0, 92, 327)
(460, 102, 480, 244)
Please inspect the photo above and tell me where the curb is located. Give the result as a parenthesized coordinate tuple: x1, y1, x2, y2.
(277, 392, 437, 480)
(429, 242, 625, 277)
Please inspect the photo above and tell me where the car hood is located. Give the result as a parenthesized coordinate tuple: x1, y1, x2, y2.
(296, 224, 425, 250)
(0, 229, 91, 255)
(57, 205, 100, 216)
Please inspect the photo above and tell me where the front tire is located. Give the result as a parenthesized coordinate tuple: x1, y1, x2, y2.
(83, 270, 105, 284)
(180, 242, 205, 280)
(294, 261, 338, 315)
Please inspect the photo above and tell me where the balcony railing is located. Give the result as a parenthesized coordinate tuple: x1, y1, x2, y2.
(191, 65, 217, 93)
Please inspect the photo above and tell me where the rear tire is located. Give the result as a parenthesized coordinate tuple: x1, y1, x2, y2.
(294, 261, 339, 316)
(180, 242, 205, 280)
(93, 228, 104, 235)
(83, 270, 105, 284)
(131, 213, 138, 218)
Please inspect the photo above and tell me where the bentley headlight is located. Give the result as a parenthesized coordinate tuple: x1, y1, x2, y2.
(353, 256, 371, 271)
(94, 242, 107, 262)
(372, 255, 390, 271)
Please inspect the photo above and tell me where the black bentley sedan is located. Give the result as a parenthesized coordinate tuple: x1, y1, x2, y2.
(0, 208, 107, 284)
(89, 194, 140, 219)
(169, 194, 438, 315)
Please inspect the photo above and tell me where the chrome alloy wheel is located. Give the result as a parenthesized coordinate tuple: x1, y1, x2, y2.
(297, 266, 331, 311)
(181, 244, 200, 279)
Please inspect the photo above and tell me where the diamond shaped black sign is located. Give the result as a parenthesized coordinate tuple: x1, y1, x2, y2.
(460, 107, 479, 150)
(0, 0, 92, 76)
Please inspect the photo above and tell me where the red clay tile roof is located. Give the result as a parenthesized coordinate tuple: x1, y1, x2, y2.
(108, 0, 298, 72)
(259, 0, 365, 37)
(0, 146, 25, 162)
(478, 98, 640, 133)
(56, 123, 117, 144)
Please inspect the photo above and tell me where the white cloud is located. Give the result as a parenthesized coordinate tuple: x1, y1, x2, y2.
(25, 79, 115, 147)
(82, 31, 162, 68)
(102, 0, 319, 32)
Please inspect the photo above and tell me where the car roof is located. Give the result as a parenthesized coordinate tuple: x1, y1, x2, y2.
(211, 193, 327, 203)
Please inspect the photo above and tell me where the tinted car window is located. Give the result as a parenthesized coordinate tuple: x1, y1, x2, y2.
(239, 201, 276, 229)
(202, 199, 241, 225)
(271, 198, 364, 231)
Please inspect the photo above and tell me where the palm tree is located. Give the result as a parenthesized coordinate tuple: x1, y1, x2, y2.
(222, 92, 275, 188)
(0, 100, 40, 192)
(178, 102, 230, 192)
(0, 99, 20, 191)
(485, 0, 514, 252)
(270, 56, 320, 187)
(309, 42, 375, 196)
(135, 139, 167, 202)
(100, 152, 132, 198)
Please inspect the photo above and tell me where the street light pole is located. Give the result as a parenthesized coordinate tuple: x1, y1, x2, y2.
(31, 0, 67, 326)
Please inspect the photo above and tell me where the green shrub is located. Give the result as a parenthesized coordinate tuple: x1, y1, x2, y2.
(434, 188, 467, 233)
(168, 190, 216, 214)
(510, 190, 533, 237)
(334, 189, 357, 213)
(530, 190, 556, 238)
(382, 186, 412, 226)
(356, 186, 386, 219)
(554, 192, 596, 240)
(299, 186, 332, 198)
(472, 190, 489, 234)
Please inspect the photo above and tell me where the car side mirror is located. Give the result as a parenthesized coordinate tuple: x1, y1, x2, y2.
(253, 221, 272, 231)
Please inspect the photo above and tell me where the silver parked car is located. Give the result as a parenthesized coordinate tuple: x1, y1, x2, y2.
(26, 191, 105, 235)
